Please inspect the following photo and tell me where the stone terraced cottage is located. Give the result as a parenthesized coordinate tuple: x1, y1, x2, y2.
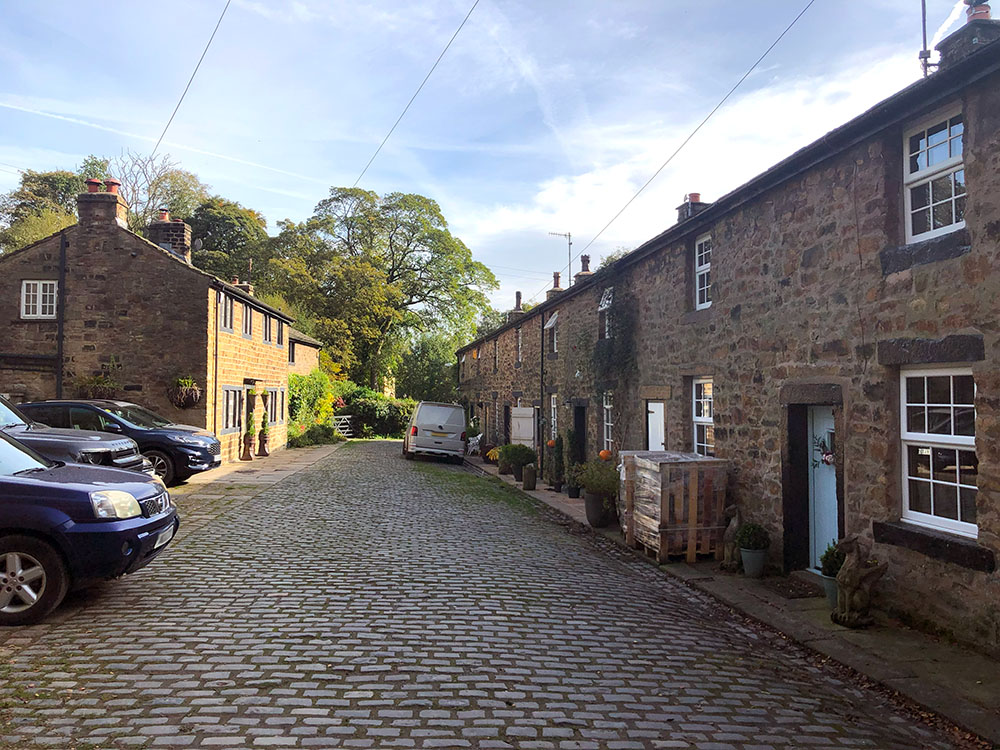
(0, 181, 295, 465)
(457, 16, 1000, 654)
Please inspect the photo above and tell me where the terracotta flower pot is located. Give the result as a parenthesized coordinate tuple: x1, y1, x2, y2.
(257, 430, 270, 457)
(241, 433, 255, 461)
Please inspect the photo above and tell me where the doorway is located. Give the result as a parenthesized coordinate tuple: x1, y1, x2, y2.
(646, 400, 665, 450)
(807, 405, 838, 570)
(503, 405, 511, 444)
(572, 405, 587, 464)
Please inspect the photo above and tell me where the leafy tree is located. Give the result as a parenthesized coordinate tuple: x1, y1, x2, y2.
(107, 150, 210, 231)
(475, 306, 507, 338)
(598, 246, 632, 270)
(0, 207, 75, 254)
(395, 331, 461, 403)
(188, 198, 268, 280)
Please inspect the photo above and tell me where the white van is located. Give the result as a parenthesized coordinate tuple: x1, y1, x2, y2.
(402, 401, 467, 463)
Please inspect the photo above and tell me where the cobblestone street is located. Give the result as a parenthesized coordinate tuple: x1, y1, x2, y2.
(0, 441, 974, 749)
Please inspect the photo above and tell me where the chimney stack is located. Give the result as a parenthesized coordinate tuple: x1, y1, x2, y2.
(545, 271, 564, 301)
(515, 291, 522, 310)
(506, 290, 527, 323)
(77, 177, 129, 229)
(147, 211, 193, 265)
(677, 192, 711, 224)
(573, 254, 594, 285)
(937, 1, 1000, 69)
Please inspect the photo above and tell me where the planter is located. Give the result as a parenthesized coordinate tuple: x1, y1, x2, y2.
(257, 430, 270, 457)
(821, 574, 838, 609)
(241, 433, 255, 461)
(550, 481, 562, 493)
(567, 485, 580, 499)
(498, 460, 513, 475)
(522, 464, 536, 491)
(512, 464, 524, 482)
(584, 491, 613, 528)
(740, 548, 766, 578)
(168, 385, 202, 409)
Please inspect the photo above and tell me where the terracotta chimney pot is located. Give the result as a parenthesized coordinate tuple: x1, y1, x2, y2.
(686, 192, 701, 203)
(967, 1, 991, 22)
(85, 178, 103, 193)
(158, 208, 170, 221)
(103, 178, 121, 195)
(553, 271, 561, 288)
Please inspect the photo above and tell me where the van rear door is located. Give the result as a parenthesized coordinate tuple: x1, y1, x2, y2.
(413, 404, 465, 453)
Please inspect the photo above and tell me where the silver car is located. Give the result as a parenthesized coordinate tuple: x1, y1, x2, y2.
(402, 402, 467, 463)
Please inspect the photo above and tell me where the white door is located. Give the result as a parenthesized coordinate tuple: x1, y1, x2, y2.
(511, 407, 535, 448)
(808, 406, 839, 570)
(647, 401, 665, 451)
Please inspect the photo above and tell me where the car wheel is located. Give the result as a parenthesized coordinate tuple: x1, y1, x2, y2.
(0, 536, 69, 626)
(144, 450, 175, 485)
(403, 450, 414, 460)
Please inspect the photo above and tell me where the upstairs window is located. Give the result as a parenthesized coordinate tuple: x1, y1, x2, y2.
(21, 280, 57, 320)
(598, 287, 614, 339)
(220, 294, 234, 331)
(550, 394, 558, 439)
(693, 378, 714, 456)
(905, 111, 965, 242)
(544, 311, 558, 353)
(289, 343, 296, 364)
(901, 368, 977, 537)
(516, 328, 522, 363)
(263, 315, 273, 344)
(603, 391, 614, 451)
(460, 353, 466, 379)
(695, 234, 712, 310)
(277, 321, 284, 346)
(242, 304, 253, 337)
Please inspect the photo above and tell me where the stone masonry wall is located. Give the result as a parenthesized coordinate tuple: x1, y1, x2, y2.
(459, 69, 1000, 654)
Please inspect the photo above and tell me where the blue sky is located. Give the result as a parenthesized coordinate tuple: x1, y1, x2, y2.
(0, 0, 968, 308)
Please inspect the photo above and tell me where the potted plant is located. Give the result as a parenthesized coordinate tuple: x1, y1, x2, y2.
(75, 373, 119, 400)
(497, 444, 514, 475)
(484, 446, 499, 465)
(565, 463, 583, 499)
(504, 443, 536, 482)
(241, 401, 256, 461)
(168, 377, 202, 409)
(735, 523, 770, 578)
(545, 435, 564, 492)
(819, 540, 845, 609)
(579, 459, 619, 528)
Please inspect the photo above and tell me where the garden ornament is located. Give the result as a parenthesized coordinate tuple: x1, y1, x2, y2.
(720, 504, 742, 572)
(831, 535, 888, 628)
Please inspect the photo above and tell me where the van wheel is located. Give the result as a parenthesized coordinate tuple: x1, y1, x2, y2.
(403, 450, 414, 460)
(144, 450, 175, 485)
(0, 536, 69, 626)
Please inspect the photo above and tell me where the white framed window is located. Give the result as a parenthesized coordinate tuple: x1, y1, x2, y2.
(900, 368, 977, 537)
(904, 110, 965, 243)
(544, 311, 558, 353)
(21, 280, 57, 320)
(516, 328, 522, 363)
(550, 394, 558, 439)
(242, 304, 253, 337)
(603, 391, 614, 452)
(220, 294, 234, 331)
(695, 234, 712, 310)
(598, 287, 614, 339)
(693, 377, 714, 456)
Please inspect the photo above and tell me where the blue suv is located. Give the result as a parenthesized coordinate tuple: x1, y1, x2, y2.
(0, 430, 179, 625)
(19, 400, 221, 486)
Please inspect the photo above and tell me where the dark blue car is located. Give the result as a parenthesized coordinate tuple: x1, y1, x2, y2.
(0, 430, 178, 625)
(19, 400, 221, 486)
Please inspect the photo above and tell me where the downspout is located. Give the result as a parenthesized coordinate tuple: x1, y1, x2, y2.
(213, 288, 220, 435)
(55, 232, 67, 398)
(539, 311, 545, 477)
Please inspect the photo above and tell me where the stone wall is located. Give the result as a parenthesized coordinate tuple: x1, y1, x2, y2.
(458, 64, 1000, 653)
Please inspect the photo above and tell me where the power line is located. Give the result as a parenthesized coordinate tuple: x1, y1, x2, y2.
(152, 0, 233, 157)
(353, 0, 480, 187)
(0, 161, 25, 173)
(525, 0, 817, 304)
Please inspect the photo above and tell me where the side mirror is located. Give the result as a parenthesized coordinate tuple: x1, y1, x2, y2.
(103, 422, 123, 433)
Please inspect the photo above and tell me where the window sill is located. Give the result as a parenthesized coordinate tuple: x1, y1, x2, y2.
(872, 520, 995, 573)
(514, 361, 522, 369)
(681, 307, 713, 325)
(879, 228, 970, 276)
(547, 352, 559, 361)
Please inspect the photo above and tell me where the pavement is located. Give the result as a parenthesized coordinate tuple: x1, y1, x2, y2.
(466, 453, 1000, 747)
(0, 440, 990, 749)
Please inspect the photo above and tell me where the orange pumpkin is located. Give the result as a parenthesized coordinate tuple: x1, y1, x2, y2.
(599, 449, 612, 461)
(546, 439, 556, 448)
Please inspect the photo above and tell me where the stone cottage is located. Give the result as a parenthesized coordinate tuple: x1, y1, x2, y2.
(288, 328, 323, 376)
(0, 181, 294, 464)
(457, 14, 1000, 654)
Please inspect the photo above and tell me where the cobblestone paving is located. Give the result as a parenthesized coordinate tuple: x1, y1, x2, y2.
(0, 441, 968, 749)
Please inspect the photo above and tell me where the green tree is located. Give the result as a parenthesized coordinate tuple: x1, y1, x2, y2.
(108, 150, 210, 231)
(598, 246, 632, 270)
(475, 306, 507, 338)
(188, 198, 268, 280)
(395, 331, 461, 403)
(0, 207, 75, 254)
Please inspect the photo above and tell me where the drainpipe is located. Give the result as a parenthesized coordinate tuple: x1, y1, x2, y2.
(539, 311, 545, 477)
(55, 232, 67, 398)
(213, 288, 220, 436)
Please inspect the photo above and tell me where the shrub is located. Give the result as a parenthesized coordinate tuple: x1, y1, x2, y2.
(348, 395, 415, 438)
(565, 462, 584, 488)
(578, 459, 618, 497)
(287, 420, 345, 448)
(500, 443, 536, 469)
(289, 370, 334, 422)
(820, 540, 846, 577)
(545, 435, 564, 486)
(735, 523, 770, 551)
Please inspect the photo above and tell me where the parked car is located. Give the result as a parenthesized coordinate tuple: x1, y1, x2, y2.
(402, 402, 467, 463)
(18, 400, 221, 486)
(0, 429, 178, 625)
(0, 395, 151, 475)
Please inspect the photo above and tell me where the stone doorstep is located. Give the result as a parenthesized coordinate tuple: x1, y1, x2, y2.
(463, 454, 1000, 746)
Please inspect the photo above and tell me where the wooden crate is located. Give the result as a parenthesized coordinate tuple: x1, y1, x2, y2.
(620, 451, 729, 563)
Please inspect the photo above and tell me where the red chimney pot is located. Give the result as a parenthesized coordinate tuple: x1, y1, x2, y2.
(967, 2, 991, 21)
(686, 192, 701, 203)
(553, 271, 561, 288)
(103, 178, 121, 195)
(158, 209, 170, 221)
(85, 178, 103, 193)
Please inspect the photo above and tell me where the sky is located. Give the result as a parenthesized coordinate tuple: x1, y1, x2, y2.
(0, 0, 969, 309)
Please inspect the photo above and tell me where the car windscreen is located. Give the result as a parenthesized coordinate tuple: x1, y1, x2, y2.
(105, 405, 172, 429)
(0, 430, 53, 476)
(417, 405, 465, 428)
(0, 397, 28, 429)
